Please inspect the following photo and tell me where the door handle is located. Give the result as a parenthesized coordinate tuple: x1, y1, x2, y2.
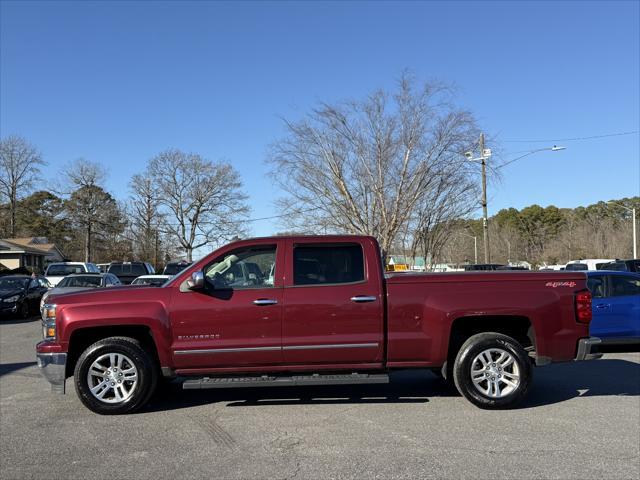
(253, 299, 278, 306)
(350, 296, 377, 303)
(595, 304, 611, 309)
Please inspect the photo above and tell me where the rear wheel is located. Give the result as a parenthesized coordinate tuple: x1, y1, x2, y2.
(74, 337, 158, 415)
(453, 332, 532, 409)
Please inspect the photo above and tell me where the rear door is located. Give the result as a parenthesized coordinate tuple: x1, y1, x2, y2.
(281, 238, 384, 366)
(607, 274, 640, 338)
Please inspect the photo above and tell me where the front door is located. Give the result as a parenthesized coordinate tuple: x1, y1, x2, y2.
(170, 242, 284, 370)
(282, 239, 384, 365)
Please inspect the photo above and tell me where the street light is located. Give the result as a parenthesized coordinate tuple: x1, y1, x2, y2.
(464, 136, 567, 262)
(458, 232, 478, 264)
(607, 201, 637, 258)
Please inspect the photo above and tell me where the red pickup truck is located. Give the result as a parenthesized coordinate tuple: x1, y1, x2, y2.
(36, 235, 601, 414)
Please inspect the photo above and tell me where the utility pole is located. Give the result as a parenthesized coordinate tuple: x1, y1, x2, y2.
(480, 133, 490, 263)
(633, 208, 637, 259)
(154, 229, 159, 270)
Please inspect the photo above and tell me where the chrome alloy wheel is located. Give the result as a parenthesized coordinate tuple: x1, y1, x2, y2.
(87, 353, 138, 404)
(470, 348, 520, 398)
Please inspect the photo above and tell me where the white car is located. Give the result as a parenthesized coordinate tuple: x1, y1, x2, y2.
(130, 275, 171, 287)
(44, 262, 100, 287)
(565, 259, 616, 271)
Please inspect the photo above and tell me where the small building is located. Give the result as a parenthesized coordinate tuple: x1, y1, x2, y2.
(0, 237, 66, 272)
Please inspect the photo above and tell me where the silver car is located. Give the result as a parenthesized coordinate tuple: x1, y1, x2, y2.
(40, 273, 121, 309)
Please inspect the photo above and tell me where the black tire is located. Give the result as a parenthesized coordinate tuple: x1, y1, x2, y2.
(74, 336, 158, 415)
(18, 301, 30, 319)
(452, 332, 532, 409)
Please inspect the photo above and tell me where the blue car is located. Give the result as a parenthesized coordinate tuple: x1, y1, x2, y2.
(586, 271, 640, 346)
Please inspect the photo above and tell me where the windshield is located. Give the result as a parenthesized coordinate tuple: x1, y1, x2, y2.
(0, 277, 29, 290)
(47, 264, 86, 276)
(131, 277, 167, 286)
(57, 276, 102, 288)
(565, 263, 588, 271)
(108, 264, 147, 276)
(163, 262, 190, 275)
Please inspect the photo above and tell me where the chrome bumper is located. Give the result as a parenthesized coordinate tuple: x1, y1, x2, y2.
(36, 352, 67, 394)
(575, 337, 602, 361)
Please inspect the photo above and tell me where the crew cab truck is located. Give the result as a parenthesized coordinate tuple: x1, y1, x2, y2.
(36, 235, 601, 414)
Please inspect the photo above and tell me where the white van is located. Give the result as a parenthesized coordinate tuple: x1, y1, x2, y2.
(564, 259, 616, 271)
(45, 262, 100, 286)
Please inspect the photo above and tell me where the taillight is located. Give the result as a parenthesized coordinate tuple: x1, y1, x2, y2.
(575, 290, 592, 323)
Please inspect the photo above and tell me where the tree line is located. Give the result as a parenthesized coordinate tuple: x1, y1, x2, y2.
(1, 73, 634, 269)
(0, 138, 248, 267)
(434, 199, 639, 267)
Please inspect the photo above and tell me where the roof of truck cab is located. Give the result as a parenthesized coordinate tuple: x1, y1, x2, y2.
(231, 234, 376, 241)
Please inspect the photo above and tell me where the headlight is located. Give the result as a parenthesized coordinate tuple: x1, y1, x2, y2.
(41, 304, 57, 339)
(2, 295, 20, 303)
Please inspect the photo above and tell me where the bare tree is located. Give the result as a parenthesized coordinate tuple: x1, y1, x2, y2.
(63, 159, 123, 262)
(128, 173, 164, 264)
(409, 163, 479, 267)
(0, 135, 46, 236)
(146, 149, 249, 261)
(268, 73, 480, 259)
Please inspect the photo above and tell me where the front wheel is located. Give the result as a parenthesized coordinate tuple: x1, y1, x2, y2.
(453, 332, 532, 409)
(74, 337, 158, 415)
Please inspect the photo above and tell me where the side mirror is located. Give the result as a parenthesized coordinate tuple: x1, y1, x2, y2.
(187, 271, 205, 290)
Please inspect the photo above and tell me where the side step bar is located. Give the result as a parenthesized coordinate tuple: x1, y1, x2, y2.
(182, 372, 389, 390)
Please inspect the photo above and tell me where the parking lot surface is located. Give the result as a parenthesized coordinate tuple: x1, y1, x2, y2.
(1, 317, 639, 480)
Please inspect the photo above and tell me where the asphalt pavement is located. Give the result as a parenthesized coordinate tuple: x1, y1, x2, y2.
(1, 317, 639, 479)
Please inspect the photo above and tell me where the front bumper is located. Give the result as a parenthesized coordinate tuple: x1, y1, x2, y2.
(36, 352, 67, 394)
(575, 337, 603, 361)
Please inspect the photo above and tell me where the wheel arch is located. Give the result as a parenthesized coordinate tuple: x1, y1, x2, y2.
(446, 315, 535, 366)
(66, 325, 161, 378)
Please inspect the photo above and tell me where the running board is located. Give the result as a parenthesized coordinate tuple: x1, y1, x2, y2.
(182, 372, 389, 390)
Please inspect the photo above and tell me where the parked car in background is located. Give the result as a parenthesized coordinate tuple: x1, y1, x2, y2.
(463, 263, 505, 271)
(162, 260, 192, 276)
(40, 273, 121, 309)
(538, 264, 566, 271)
(0, 275, 50, 319)
(586, 271, 640, 347)
(45, 262, 100, 287)
(107, 261, 155, 284)
(131, 275, 171, 286)
(565, 259, 615, 271)
(598, 259, 640, 273)
(97, 263, 111, 273)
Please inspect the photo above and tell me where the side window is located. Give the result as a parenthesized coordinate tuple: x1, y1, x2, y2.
(610, 276, 640, 297)
(293, 243, 365, 286)
(29, 279, 39, 289)
(587, 277, 605, 298)
(38, 278, 51, 288)
(204, 245, 277, 290)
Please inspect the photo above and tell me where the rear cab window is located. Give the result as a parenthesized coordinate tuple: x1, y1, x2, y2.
(46, 264, 86, 276)
(587, 276, 605, 298)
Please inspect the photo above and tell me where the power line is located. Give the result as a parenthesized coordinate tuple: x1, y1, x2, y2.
(502, 130, 639, 143)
